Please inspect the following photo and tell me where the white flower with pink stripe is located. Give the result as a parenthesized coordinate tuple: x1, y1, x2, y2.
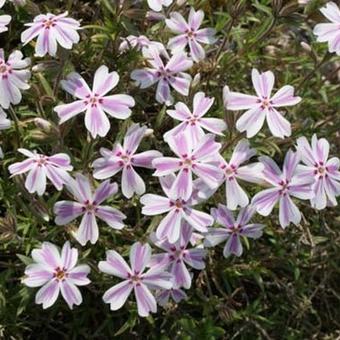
(21, 11, 80, 57)
(0, 0, 11, 34)
(0, 49, 31, 109)
(99, 242, 172, 317)
(54, 65, 135, 138)
(22, 241, 91, 309)
(8, 149, 73, 196)
(166, 7, 217, 62)
(297, 134, 340, 210)
(54, 174, 126, 246)
(224, 69, 301, 138)
(164, 92, 227, 146)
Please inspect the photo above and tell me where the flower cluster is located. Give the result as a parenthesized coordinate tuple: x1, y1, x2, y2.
(1, 0, 339, 318)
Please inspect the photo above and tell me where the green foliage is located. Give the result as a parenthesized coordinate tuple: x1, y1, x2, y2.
(0, 0, 339, 339)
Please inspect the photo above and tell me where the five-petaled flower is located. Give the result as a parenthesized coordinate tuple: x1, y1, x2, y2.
(147, 0, 173, 12)
(205, 204, 264, 257)
(99, 242, 172, 317)
(0, 49, 31, 109)
(217, 139, 264, 210)
(164, 92, 227, 146)
(54, 174, 126, 246)
(8, 149, 73, 196)
(166, 7, 217, 62)
(149, 223, 206, 289)
(153, 132, 223, 201)
(22, 241, 91, 309)
(119, 35, 165, 54)
(131, 47, 193, 105)
(54, 65, 135, 138)
(141, 174, 214, 243)
(252, 150, 314, 228)
(224, 69, 301, 138)
(313, 2, 340, 56)
(0, 0, 11, 34)
(21, 11, 80, 57)
(92, 123, 162, 198)
(296, 134, 340, 210)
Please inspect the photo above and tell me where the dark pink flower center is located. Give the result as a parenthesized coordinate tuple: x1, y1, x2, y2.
(54, 267, 67, 281)
(0, 61, 12, 77)
(258, 97, 273, 109)
(34, 155, 49, 167)
(84, 94, 103, 107)
(83, 200, 98, 213)
(170, 246, 187, 260)
(170, 199, 186, 211)
(128, 272, 143, 285)
(279, 180, 290, 195)
(43, 19, 56, 29)
(314, 161, 328, 178)
(180, 154, 196, 168)
(186, 30, 196, 39)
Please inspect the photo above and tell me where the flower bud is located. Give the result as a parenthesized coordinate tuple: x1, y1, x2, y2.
(146, 11, 165, 22)
(34, 118, 52, 131)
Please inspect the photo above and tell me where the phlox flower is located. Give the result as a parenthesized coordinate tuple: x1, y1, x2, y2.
(131, 47, 193, 105)
(153, 132, 223, 201)
(166, 7, 217, 62)
(217, 139, 264, 210)
(296, 134, 340, 209)
(119, 35, 165, 54)
(313, 2, 340, 55)
(224, 69, 301, 138)
(252, 150, 314, 228)
(149, 223, 206, 289)
(156, 286, 187, 306)
(147, 0, 173, 12)
(22, 241, 90, 309)
(92, 123, 162, 198)
(54, 65, 135, 138)
(164, 91, 227, 146)
(8, 149, 72, 196)
(99, 242, 172, 317)
(0, 49, 31, 109)
(54, 174, 126, 246)
(205, 204, 264, 257)
(21, 12, 80, 57)
(141, 174, 214, 243)
(0, 107, 11, 130)
(0, 0, 11, 33)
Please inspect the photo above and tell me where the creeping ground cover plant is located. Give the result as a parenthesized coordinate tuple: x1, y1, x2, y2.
(0, 0, 339, 338)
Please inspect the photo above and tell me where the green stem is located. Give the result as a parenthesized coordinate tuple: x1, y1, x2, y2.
(8, 105, 21, 147)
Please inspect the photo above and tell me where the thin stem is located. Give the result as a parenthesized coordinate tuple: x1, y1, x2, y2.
(8, 105, 21, 147)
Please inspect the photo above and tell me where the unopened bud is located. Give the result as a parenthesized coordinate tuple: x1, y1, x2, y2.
(300, 41, 312, 53)
(34, 118, 52, 131)
(144, 128, 154, 137)
(222, 85, 230, 108)
(146, 11, 165, 22)
(192, 73, 201, 88)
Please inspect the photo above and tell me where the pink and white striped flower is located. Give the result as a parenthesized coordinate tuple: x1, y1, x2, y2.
(313, 2, 340, 55)
(0, 49, 31, 109)
(119, 35, 165, 54)
(54, 174, 126, 246)
(0, 0, 11, 33)
(166, 7, 217, 62)
(205, 204, 264, 257)
(141, 174, 214, 243)
(131, 47, 193, 105)
(252, 150, 314, 229)
(156, 286, 187, 306)
(54, 65, 135, 138)
(92, 123, 162, 198)
(164, 92, 227, 146)
(22, 241, 90, 309)
(149, 223, 206, 289)
(0, 107, 11, 130)
(8, 149, 72, 196)
(153, 132, 223, 201)
(218, 139, 264, 210)
(224, 69, 301, 138)
(99, 242, 172, 317)
(21, 12, 80, 57)
(147, 0, 173, 12)
(296, 134, 340, 209)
